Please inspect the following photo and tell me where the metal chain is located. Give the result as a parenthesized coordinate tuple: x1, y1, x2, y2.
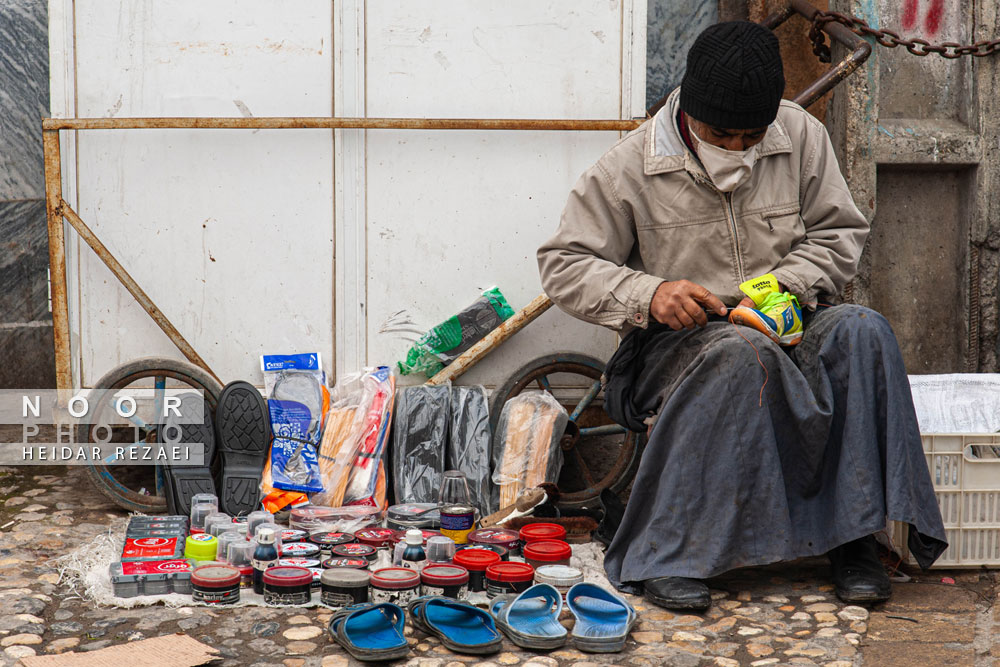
(808, 10, 1000, 63)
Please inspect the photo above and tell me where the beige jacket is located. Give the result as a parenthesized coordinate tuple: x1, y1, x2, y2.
(537, 88, 869, 332)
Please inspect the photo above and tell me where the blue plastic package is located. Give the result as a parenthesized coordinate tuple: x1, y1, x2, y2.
(261, 353, 327, 493)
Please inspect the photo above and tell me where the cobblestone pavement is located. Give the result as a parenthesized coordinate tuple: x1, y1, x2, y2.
(0, 463, 994, 667)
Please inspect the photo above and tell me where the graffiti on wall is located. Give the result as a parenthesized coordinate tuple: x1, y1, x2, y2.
(901, 0, 944, 37)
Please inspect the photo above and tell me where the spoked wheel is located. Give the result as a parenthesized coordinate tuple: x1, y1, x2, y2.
(489, 353, 644, 510)
(80, 357, 223, 513)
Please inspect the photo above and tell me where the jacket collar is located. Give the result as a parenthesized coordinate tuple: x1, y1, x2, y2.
(644, 88, 793, 177)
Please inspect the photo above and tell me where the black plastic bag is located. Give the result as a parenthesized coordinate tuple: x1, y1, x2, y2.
(448, 386, 492, 514)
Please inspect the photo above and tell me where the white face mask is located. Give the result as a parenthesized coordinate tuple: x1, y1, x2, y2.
(691, 126, 760, 193)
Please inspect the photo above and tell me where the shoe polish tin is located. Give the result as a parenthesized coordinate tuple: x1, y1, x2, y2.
(370, 567, 421, 606)
(262, 566, 313, 605)
(191, 564, 241, 604)
(279, 529, 308, 543)
(452, 548, 501, 592)
(331, 543, 378, 563)
(355, 527, 398, 549)
(533, 564, 583, 600)
(308, 531, 356, 557)
(420, 564, 469, 600)
(386, 503, 441, 530)
(439, 505, 476, 544)
(322, 557, 369, 570)
(468, 528, 520, 556)
(320, 568, 370, 609)
(280, 542, 321, 559)
(484, 562, 535, 599)
(278, 557, 322, 569)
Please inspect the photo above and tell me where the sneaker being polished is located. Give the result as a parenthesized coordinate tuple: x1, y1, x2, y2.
(728, 273, 804, 346)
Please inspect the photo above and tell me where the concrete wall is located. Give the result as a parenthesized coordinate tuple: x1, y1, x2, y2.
(0, 0, 54, 388)
(828, 0, 998, 373)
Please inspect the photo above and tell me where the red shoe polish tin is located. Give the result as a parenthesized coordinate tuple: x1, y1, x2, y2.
(467, 528, 520, 555)
(523, 540, 572, 569)
(191, 564, 241, 604)
(518, 523, 567, 548)
(322, 557, 368, 570)
(370, 567, 421, 605)
(308, 531, 356, 556)
(456, 543, 509, 561)
(420, 564, 469, 600)
(262, 566, 313, 605)
(331, 543, 378, 562)
(355, 527, 397, 549)
(453, 548, 501, 592)
(485, 562, 535, 599)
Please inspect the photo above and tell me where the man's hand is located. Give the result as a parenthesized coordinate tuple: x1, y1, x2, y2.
(650, 280, 727, 330)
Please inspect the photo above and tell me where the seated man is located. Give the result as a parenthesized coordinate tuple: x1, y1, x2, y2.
(537, 20, 946, 610)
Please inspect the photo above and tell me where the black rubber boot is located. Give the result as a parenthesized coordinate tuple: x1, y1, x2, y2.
(828, 534, 892, 604)
(644, 576, 711, 611)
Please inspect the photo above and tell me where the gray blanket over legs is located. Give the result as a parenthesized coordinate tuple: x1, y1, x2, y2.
(602, 304, 947, 590)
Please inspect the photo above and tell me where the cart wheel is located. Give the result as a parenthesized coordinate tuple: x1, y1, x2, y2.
(80, 357, 223, 513)
(489, 353, 644, 510)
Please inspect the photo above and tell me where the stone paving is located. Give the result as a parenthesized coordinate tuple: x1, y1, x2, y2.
(0, 462, 995, 666)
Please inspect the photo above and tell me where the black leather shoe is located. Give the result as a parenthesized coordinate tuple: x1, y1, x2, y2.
(644, 576, 711, 611)
(828, 535, 892, 604)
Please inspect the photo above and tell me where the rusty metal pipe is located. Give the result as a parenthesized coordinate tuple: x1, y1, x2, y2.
(43, 130, 73, 391)
(426, 294, 554, 386)
(59, 200, 222, 386)
(42, 117, 642, 132)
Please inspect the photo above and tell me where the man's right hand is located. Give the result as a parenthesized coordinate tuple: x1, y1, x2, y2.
(650, 280, 728, 330)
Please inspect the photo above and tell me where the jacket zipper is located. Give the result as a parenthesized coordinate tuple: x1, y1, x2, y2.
(723, 192, 746, 283)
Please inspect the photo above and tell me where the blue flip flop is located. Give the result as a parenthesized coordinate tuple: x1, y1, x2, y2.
(327, 602, 410, 662)
(490, 583, 568, 650)
(566, 582, 637, 653)
(408, 596, 503, 655)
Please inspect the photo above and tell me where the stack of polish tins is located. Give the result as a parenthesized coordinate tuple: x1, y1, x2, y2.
(109, 497, 584, 608)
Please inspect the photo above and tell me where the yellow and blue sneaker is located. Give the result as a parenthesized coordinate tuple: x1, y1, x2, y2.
(728, 273, 803, 346)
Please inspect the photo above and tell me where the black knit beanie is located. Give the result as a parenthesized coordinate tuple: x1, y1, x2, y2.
(679, 21, 785, 130)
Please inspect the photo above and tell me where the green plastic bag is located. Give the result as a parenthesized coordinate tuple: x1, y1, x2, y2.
(398, 287, 516, 377)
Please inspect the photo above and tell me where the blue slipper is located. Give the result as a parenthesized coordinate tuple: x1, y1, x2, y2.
(408, 596, 503, 655)
(328, 602, 409, 662)
(490, 583, 568, 650)
(566, 582, 636, 653)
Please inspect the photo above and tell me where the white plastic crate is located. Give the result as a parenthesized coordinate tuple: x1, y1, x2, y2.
(890, 433, 1000, 568)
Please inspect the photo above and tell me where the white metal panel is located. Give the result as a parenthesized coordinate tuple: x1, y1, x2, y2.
(353, 1, 645, 386)
(72, 1, 334, 386)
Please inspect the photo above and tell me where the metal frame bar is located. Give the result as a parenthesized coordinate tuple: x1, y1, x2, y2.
(761, 0, 872, 109)
(42, 117, 641, 390)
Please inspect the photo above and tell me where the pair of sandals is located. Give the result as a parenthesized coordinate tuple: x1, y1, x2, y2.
(159, 381, 270, 517)
(326, 583, 636, 662)
(491, 582, 636, 653)
(327, 597, 502, 662)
